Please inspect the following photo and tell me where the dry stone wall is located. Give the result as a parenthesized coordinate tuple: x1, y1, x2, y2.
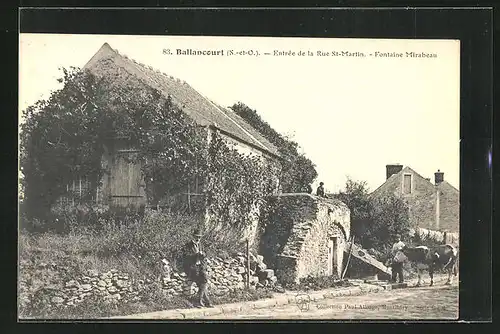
(18, 252, 278, 311)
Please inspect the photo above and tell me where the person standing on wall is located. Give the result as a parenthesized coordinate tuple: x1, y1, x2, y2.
(316, 182, 326, 197)
(390, 234, 406, 283)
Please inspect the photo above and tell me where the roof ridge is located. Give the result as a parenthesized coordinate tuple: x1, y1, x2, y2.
(369, 167, 405, 195)
(121, 54, 216, 127)
(438, 180, 459, 192)
(86, 43, 281, 157)
(203, 99, 270, 152)
(124, 51, 188, 86)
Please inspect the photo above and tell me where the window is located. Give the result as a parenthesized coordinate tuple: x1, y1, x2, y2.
(62, 175, 94, 205)
(403, 174, 412, 194)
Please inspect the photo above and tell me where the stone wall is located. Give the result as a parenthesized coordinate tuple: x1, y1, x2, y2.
(18, 253, 278, 311)
(436, 182, 460, 233)
(259, 194, 350, 285)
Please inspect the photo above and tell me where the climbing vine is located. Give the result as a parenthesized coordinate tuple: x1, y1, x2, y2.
(230, 102, 318, 193)
(204, 131, 280, 230)
(20, 67, 281, 232)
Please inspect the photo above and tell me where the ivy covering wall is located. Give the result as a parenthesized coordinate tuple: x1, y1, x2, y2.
(230, 102, 318, 193)
(20, 67, 281, 234)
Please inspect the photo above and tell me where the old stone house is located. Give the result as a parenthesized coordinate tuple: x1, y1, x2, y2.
(59, 42, 282, 213)
(259, 193, 351, 284)
(54, 43, 353, 283)
(369, 164, 459, 234)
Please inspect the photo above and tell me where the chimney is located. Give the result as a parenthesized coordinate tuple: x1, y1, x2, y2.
(435, 169, 444, 185)
(386, 164, 403, 180)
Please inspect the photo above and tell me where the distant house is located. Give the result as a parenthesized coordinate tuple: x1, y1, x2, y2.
(59, 42, 282, 210)
(369, 164, 459, 233)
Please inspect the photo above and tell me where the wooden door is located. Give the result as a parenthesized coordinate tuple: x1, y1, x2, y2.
(331, 237, 338, 276)
(328, 237, 338, 276)
(327, 239, 333, 275)
(108, 139, 145, 210)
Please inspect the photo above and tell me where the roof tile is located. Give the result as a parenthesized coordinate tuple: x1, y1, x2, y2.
(83, 43, 281, 157)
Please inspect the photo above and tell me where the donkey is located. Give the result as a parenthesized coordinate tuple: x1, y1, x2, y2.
(401, 244, 458, 287)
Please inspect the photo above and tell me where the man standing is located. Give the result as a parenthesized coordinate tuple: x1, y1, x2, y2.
(390, 234, 406, 283)
(182, 229, 213, 308)
(183, 229, 202, 280)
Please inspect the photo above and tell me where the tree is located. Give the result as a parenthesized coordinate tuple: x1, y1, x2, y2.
(20, 67, 112, 221)
(366, 195, 412, 252)
(334, 177, 412, 253)
(334, 178, 371, 242)
(230, 102, 318, 193)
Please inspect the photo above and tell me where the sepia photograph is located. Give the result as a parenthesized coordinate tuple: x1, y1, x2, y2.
(18, 33, 460, 320)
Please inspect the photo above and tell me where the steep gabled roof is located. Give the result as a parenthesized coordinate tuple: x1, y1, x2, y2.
(437, 180, 459, 193)
(83, 43, 281, 158)
(369, 166, 429, 198)
(368, 165, 459, 233)
(370, 166, 459, 198)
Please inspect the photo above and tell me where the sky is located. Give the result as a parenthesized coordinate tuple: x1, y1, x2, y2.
(19, 34, 460, 193)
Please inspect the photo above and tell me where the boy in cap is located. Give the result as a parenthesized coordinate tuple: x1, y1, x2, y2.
(183, 229, 203, 280)
(193, 251, 212, 307)
(182, 228, 213, 307)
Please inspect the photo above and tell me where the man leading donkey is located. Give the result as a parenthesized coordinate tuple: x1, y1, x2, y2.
(389, 234, 407, 284)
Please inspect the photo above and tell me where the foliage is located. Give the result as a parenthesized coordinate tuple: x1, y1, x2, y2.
(230, 102, 318, 193)
(203, 131, 281, 232)
(19, 210, 202, 276)
(90, 210, 201, 271)
(365, 195, 412, 251)
(257, 196, 296, 268)
(335, 178, 371, 238)
(19, 208, 252, 293)
(20, 67, 281, 234)
(20, 67, 110, 221)
(334, 177, 412, 252)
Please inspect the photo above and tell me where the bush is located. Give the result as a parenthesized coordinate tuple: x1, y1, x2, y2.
(85, 210, 201, 271)
(20, 207, 253, 275)
(334, 177, 413, 253)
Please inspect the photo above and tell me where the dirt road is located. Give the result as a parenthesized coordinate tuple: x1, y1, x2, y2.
(205, 283, 459, 320)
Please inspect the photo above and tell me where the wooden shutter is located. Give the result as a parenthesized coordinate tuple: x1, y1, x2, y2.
(403, 174, 412, 194)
